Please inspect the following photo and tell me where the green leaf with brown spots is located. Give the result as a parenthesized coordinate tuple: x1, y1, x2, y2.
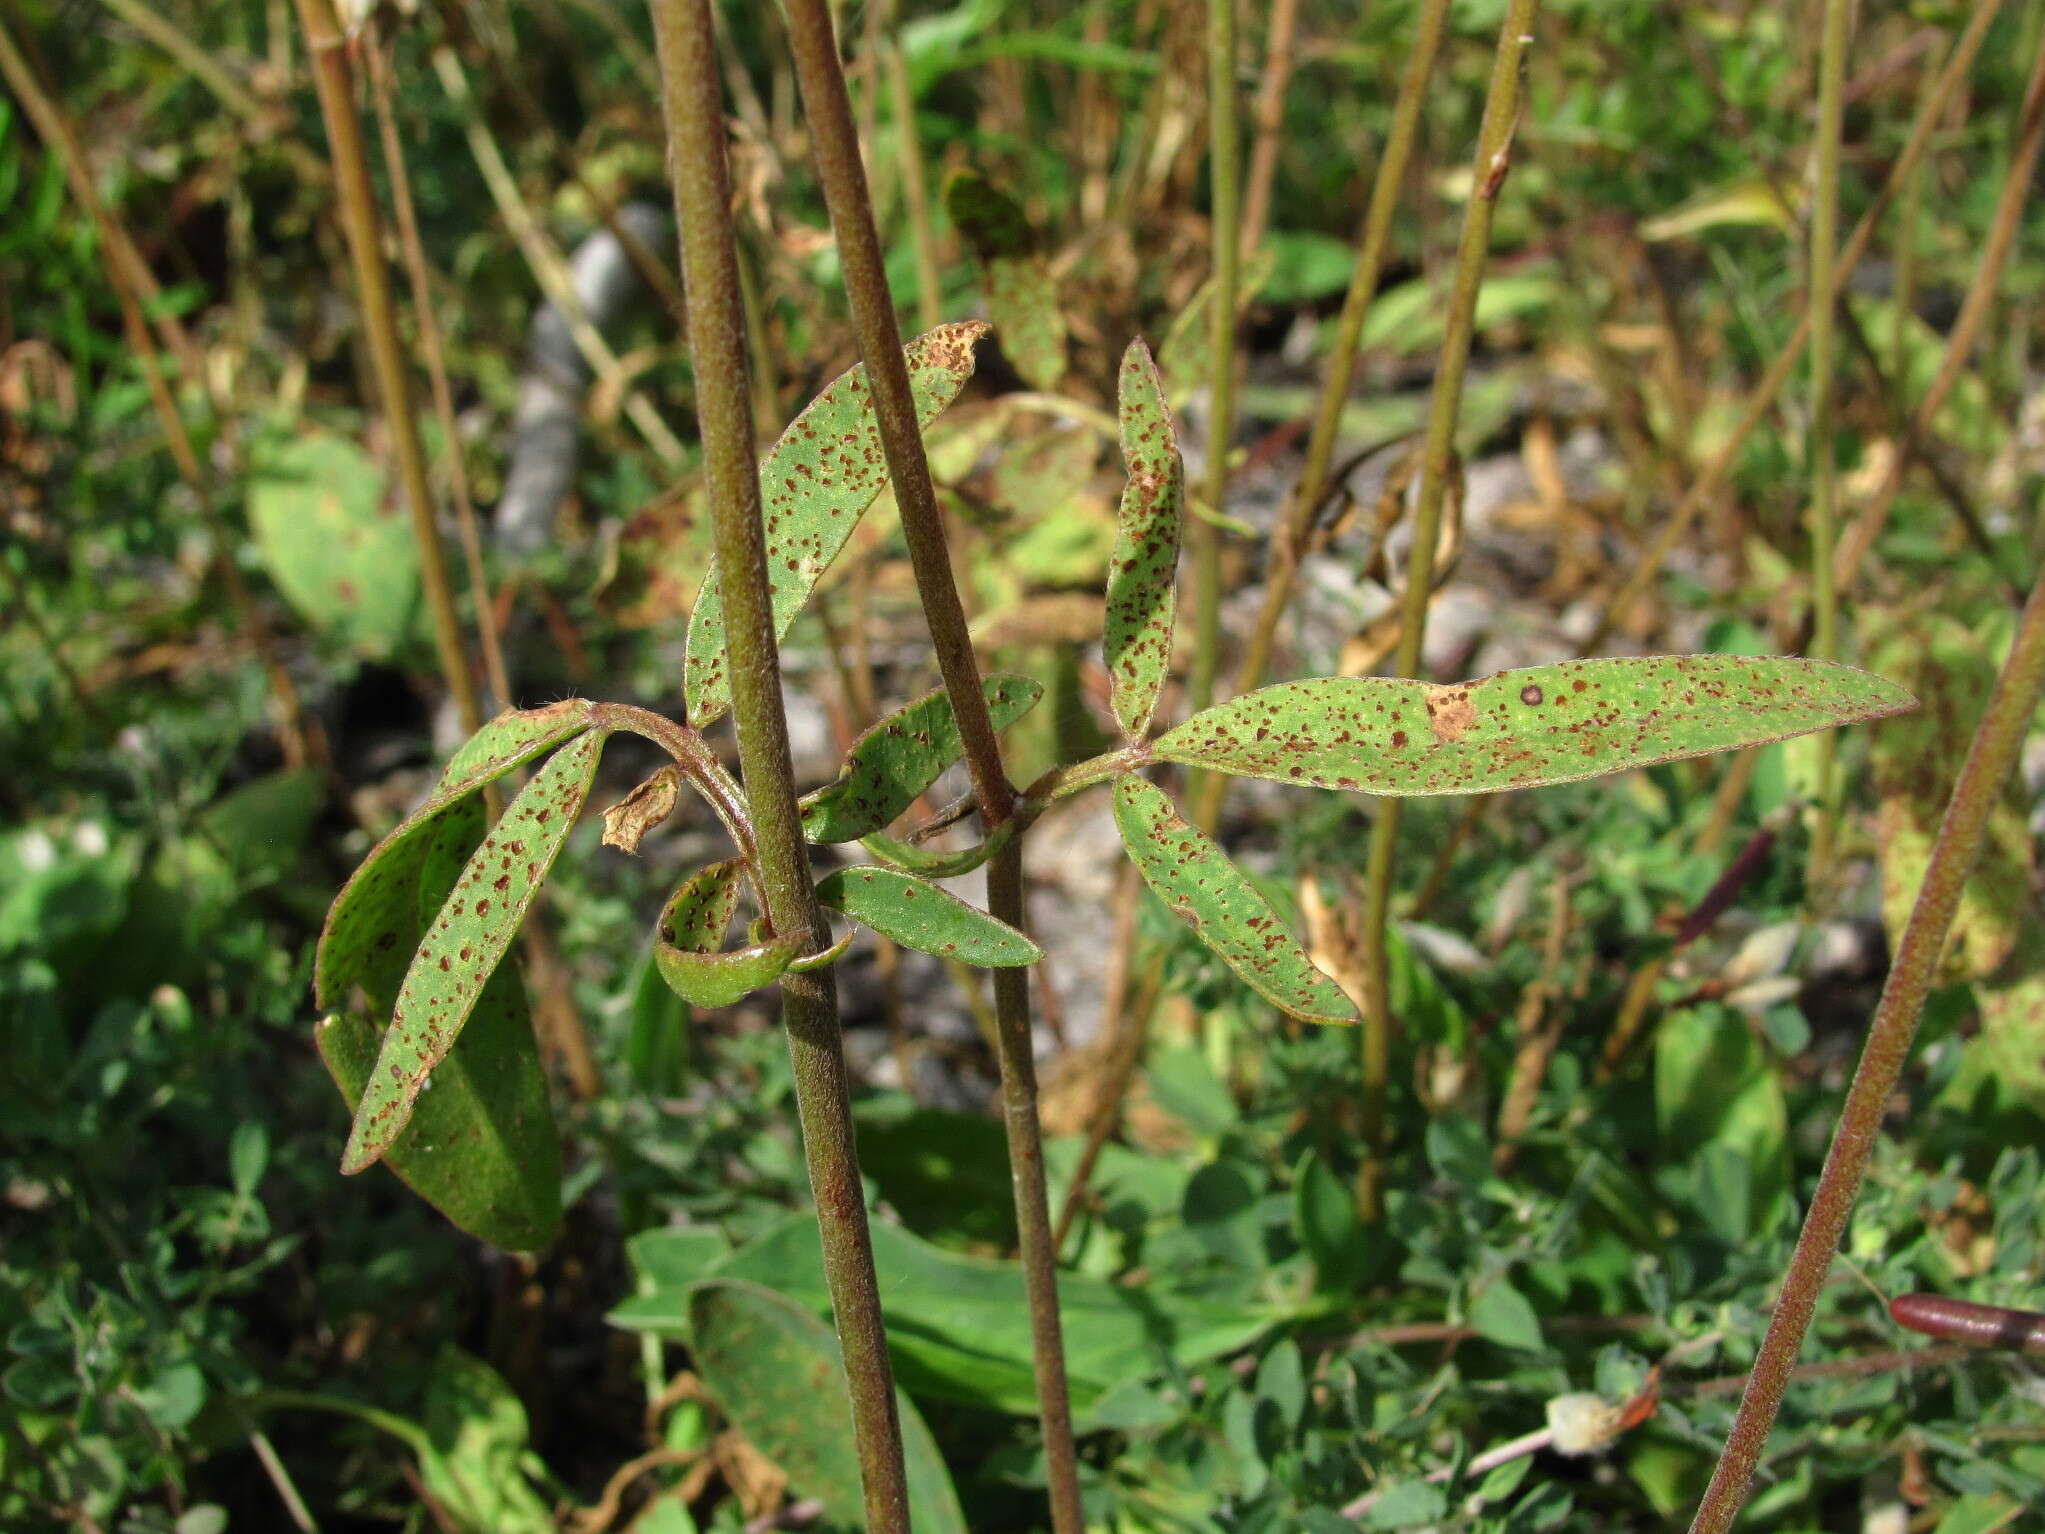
(801, 676, 1043, 843)
(684, 323, 989, 723)
(945, 172, 1065, 391)
(815, 865, 1042, 966)
(1103, 338, 1184, 739)
(1152, 656, 1916, 797)
(687, 1280, 968, 1534)
(341, 729, 607, 1175)
(316, 701, 599, 1011)
(860, 819, 1017, 880)
(658, 860, 746, 953)
(650, 860, 802, 1008)
(314, 800, 560, 1250)
(1112, 775, 1357, 1027)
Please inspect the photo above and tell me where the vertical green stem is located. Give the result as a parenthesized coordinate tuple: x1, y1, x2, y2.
(1354, 0, 1542, 1218)
(1806, 0, 1849, 882)
(648, 3, 910, 1528)
(1191, 0, 1240, 721)
(1192, 0, 1451, 831)
(293, 0, 483, 736)
(1687, 554, 2045, 1534)
(887, 38, 944, 333)
(777, 3, 1084, 1528)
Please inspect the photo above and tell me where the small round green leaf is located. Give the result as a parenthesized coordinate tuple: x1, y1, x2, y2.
(1103, 337, 1184, 739)
(815, 865, 1042, 966)
(801, 675, 1043, 843)
(1112, 775, 1357, 1026)
(1152, 656, 1916, 796)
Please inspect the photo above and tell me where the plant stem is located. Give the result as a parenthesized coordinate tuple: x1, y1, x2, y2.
(1237, 0, 1300, 263)
(886, 38, 944, 332)
(778, 2, 1083, 1525)
(1192, 0, 1451, 832)
(294, 0, 484, 736)
(647, 3, 910, 1528)
(1688, 561, 2045, 1532)
(95, 0, 265, 123)
(1190, 0, 1240, 723)
(1353, 0, 1542, 1219)
(1805, 0, 1849, 884)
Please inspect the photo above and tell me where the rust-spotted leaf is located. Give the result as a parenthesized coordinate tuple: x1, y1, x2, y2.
(946, 172, 1065, 392)
(317, 701, 598, 1008)
(816, 865, 1042, 966)
(801, 676, 1043, 843)
(342, 729, 607, 1175)
(1112, 775, 1357, 1026)
(659, 860, 745, 953)
(685, 323, 988, 723)
(1103, 338, 1184, 739)
(861, 819, 1016, 881)
(1152, 656, 1915, 797)
(651, 860, 801, 1008)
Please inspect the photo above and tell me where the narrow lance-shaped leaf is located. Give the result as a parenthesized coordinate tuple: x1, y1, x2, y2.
(651, 860, 803, 1009)
(1103, 337, 1184, 739)
(342, 729, 607, 1175)
(1112, 775, 1358, 1027)
(316, 700, 599, 1009)
(801, 675, 1043, 843)
(315, 800, 561, 1250)
(860, 818, 1017, 881)
(1152, 656, 1916, 797)
(816, 865, 1042, 967)
(685, 322, 989, 723)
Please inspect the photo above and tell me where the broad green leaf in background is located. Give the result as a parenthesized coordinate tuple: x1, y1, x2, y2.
(247, 429, 420, 658)
(1153, 656, 1914, 796)
(815, 864, 1041, 965)
(1111, 775, 1357, 1026)
(1655, 1003, 1789, 1229)
(1868, 614, 2028, 983)
(342, 729, 606, 1175)
(316, 800, 561, 1249)
(1158, 247, 1276, 407)
(417, 1348, 556, 1534)
(945, 171, 1065, 391)
(687, 1280, 967, 1534)
(1103, 338, 1184, 739)
(800, 676, 1043, 842)
(610, 1213, 1275, 1417)
(685, 322, 988, 723)
(316, 701, 598, 1008)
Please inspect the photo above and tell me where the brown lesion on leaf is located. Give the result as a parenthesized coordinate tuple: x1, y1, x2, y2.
(1424, 685, 1477, 743)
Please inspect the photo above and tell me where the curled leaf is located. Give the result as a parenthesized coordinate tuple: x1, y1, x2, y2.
(1152, 656, 1916, 796)
(685, 323, 988, 723)
(342, 730, 607, 1175)
(816, 864, 1042, 966)
(656, 937, 802, 1009)
(1103, 338, 1184, 739)
(801, 676, 1043, 843)
(1112, 775, 1357, 1026)
(860, 819, 1017, 881)
(659, 860, 745, 952)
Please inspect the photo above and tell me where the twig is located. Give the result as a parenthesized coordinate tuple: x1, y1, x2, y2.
(1237, 0, 1300, 262)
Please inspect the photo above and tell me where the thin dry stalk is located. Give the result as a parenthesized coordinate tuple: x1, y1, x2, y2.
(1354, 0, 1543, 1218)
(1491, 873, 1575, 1171)
(886, 39, 944, 332)
(1188, 0, 1241, 720)
(1238, 0, 1301, 262)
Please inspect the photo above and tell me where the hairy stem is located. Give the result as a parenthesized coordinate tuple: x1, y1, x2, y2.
(649, 4, 909, 1527)
(1687, 538, 2045, 1534)
(294, 0, 483, 736)
(778, 2, 1083, 1525)
(1354, 0, 1542, 1218)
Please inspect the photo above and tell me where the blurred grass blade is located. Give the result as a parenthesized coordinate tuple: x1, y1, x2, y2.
(1112, 775, 1358, 1026)
(1103, 337, 1184, 739)
(687, 1280, 968, 1534)
(684, 322, 989, 723)
(342, 729, 607, 1175)
(1153, 656, 1915, 796)
(816, 864, 1042, 965)
(801, 675, 1043, 843)
(945, 170, 1066, 391)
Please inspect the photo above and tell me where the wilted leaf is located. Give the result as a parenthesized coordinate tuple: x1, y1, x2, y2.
(247, 429, 420, 658)
(685, 323, 988, 723)
(315, 799, 560, 1250)
(687, 1280, 967, 1534)
(800, 676, 1043, 843)
(946, 171, 1065, 391)
(1111, 775, 1357, 1026)
(1152, 656, 1914, 796)
(1103, 338, 1184, 739)
(815, 864, 1041, 965)
(342, 730, 606, 1175)
(1868, 615, 2029, 983)
(601, 765, 684, 855)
